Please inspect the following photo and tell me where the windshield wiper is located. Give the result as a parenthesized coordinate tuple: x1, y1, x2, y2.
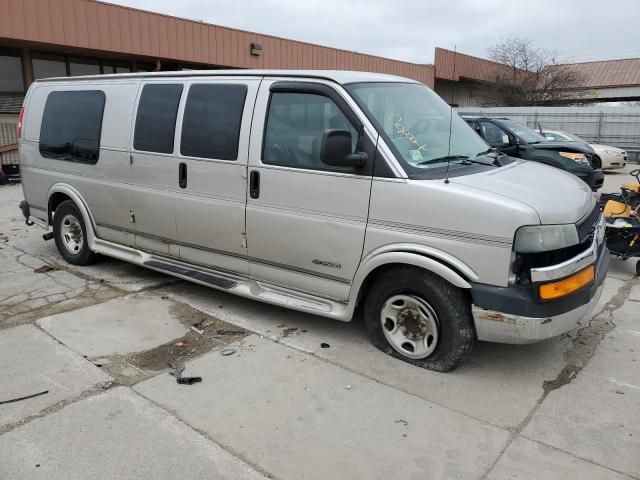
(417, 155, 469, 165)
(460, 158, 495, 166)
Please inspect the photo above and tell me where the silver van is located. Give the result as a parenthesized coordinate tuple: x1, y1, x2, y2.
(17, 70, 608, 371)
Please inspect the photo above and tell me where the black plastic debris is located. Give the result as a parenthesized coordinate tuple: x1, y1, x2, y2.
(168, 361, 202, 386)
(0, 390, 48, 405)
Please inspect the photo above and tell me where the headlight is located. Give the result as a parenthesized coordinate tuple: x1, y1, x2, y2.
(604, 149, 621, 155)
(559, 152, 589, 165)
(514, 224, 579, 252)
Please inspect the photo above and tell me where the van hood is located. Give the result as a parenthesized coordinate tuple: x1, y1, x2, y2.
(451, 159, 594, 224)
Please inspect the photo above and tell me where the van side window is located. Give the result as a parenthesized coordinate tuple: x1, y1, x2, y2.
(134, 84, 183, 154)
(180, 84, 247, 161)
(263, 92, 358, 172)
(39, 90, 105, 164)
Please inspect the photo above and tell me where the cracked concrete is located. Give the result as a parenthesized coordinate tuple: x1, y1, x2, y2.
(2, 180, 640, 479)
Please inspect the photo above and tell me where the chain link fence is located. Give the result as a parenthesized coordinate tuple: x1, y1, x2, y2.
(457, 106, 640, 162)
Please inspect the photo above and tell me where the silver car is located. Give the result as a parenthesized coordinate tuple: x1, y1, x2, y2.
(17, 70, 608, 371)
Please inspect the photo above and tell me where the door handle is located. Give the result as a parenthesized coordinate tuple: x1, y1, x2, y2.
(249, 170, 260, 199)
(179, 162, 187, 189)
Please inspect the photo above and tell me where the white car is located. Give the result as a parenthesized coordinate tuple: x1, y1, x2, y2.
(542, 129, 627, 170)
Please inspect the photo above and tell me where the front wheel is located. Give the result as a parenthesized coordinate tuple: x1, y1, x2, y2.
(592, 154, 602, 169)
(53, 200, 97, 265)
(364, 266, 475, 372)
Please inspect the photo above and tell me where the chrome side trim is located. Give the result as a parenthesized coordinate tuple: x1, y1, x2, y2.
(96, 222, 352, 284)
(368, 218, 513, 248)
(530, 216, 604, 283)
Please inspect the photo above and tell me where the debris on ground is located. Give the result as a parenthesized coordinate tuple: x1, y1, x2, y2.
(96, 380, 114, 390)
(395, 419, 408, 426)
(281, 327, 298, 338)
(321, 342, 330, 348)
(190, 325, 204, 335)
(0, 390, 49, 405)
(304, 385, 311, 391)
(168, 361, 202, 385)
(346, 385, 352, 390)
(220, 348, 237, 356)
(33, 265, 59, 273)
(175, 341, 185, 347)
(215, 329, 245, 336)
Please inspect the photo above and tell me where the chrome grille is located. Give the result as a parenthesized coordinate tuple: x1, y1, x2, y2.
(576, 206, 600, 244)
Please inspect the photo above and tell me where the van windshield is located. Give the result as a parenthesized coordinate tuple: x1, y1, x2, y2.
(346, 82, 491, 175)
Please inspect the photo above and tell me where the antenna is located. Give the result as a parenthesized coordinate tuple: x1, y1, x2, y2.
(444, 45, 457, 184)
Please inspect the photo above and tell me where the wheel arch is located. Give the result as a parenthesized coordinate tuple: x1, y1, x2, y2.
(47, 184, 97, 248)
(349, 245, 477, 313)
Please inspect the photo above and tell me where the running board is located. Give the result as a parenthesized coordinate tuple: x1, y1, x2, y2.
(91, 237, 352, 322)
(144, 260, 238, 289)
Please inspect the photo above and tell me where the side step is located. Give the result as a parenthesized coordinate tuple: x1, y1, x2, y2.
(144, 260, 238, 290)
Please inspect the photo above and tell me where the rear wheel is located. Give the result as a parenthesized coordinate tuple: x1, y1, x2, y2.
(53, 200, 97, 265)
(364, 266, 475, 372)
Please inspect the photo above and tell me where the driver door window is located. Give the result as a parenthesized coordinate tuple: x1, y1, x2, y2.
(480, 121, 510, 147)
(262, 92, 358, 172)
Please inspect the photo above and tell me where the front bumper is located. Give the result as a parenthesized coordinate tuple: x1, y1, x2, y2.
(471, 230, 609, 344)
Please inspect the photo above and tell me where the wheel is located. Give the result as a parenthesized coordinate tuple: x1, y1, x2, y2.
(53, 200, 97, 265)
(364, 266, 475, 372)
(636, 259, 640, 276)
(591, 154, 602, 170)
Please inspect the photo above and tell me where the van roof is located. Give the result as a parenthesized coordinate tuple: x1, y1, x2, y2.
(33, 69, 420, 85)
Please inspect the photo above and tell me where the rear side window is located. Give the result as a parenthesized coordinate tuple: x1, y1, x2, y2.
(134, 84, 183, 154)
(39, 90, 105, 164)
(181, 84, 247, 160)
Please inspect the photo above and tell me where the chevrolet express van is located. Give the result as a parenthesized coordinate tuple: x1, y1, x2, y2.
(18, 71, 608, 371)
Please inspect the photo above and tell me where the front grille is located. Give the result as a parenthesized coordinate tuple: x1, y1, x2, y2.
(576, 205, 600, 244)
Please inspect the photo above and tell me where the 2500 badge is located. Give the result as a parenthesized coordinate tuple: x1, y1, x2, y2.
(312, 259, 342, 269)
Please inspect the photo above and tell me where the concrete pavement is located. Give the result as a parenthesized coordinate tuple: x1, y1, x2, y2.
(1, 180, 639, 479)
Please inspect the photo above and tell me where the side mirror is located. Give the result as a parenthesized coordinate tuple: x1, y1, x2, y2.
(320, 129, 367, 168)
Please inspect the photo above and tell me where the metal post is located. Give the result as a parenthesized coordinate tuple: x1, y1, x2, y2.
(596, 112, 604, 143)
(21, 48, 33, 89)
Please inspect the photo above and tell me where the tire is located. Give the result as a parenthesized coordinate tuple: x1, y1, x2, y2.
(636, 259, 640, 277)
(592, 155, 602, 170)
(364, 266, 475, 372)
(53, 200, 97, 265)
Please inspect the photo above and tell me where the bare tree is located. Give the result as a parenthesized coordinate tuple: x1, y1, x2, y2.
(487, 37, 586, 106)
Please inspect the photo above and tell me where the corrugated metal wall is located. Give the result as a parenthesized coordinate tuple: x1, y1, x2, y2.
(0, 0, 435, 86)
(434, 79, 496, 107)
(0, 114, 18, 167)
(457, 106, 640, 160)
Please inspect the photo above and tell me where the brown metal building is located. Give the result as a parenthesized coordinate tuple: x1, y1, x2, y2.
(0, 0, 435, 114)
(2, 0, 640, 176)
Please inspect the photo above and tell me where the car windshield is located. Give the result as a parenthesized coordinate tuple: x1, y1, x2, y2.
(561, 131, 587, 143)
(346, 82, 491, 172)
(497, 119, 548, 144)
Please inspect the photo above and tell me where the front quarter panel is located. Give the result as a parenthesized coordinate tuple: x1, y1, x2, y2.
(365, 177, 539, 287)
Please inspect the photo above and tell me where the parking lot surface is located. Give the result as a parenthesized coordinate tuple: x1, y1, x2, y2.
(1, 169, 639, 479)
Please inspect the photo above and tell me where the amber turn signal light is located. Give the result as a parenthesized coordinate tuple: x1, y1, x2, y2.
(539, 265, 595, 300)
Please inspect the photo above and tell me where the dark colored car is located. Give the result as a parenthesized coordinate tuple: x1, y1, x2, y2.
(462, 117, 604, 191)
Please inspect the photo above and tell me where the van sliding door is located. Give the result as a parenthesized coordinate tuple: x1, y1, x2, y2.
(174, 79, 260, 275)
(129, 82, 183, 256)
